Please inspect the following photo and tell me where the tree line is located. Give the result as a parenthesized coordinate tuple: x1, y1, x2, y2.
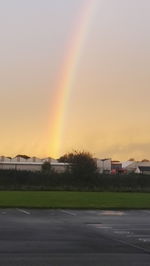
(0, 151, 149, 191)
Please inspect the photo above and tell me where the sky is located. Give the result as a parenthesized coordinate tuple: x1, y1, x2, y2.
(0, 0, 150, 160)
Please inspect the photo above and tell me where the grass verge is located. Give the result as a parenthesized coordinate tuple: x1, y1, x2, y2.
(0, 191, 149, 209)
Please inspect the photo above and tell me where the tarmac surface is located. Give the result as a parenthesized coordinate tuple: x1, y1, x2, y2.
(0, 209, 150, 265)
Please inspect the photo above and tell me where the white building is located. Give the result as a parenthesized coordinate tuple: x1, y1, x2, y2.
(27, 157, 43, 163)
(0, 156, 11, 162)
(95, 158, 111, 174)
(135, 166, 150, 175)
(123, 161, 150, 173)
(122, 160, 134, 169)
(0, 156, 69, 173)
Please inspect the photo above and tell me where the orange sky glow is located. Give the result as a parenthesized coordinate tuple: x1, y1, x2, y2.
(0, 0, 150, 160)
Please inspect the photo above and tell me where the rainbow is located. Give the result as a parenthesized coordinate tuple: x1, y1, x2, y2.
(49, 0, 98, 158)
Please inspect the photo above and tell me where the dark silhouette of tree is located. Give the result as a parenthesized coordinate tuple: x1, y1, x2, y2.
(42, 162, 51, 172)
(58, 151, 97, 181)
(141, 159, 149, 162)
(128, 158, 135, 161)
(16, 154, 30, 159)
(58, 153, 74, 163)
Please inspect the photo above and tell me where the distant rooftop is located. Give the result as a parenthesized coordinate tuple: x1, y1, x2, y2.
(139, 166, 150, 171)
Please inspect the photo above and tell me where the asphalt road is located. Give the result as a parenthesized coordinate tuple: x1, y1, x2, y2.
(0, 209, 150, 265)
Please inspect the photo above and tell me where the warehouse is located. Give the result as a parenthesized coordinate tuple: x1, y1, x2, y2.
(0, 156, 69, 173)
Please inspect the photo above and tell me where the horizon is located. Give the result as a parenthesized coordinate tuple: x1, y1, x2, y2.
(0, 153, 149, 162)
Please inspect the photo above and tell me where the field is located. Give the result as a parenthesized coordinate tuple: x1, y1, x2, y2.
(0, 191, 150, 209)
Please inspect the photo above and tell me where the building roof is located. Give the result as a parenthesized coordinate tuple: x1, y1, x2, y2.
(122, 161, 134, 168)
(111, 161, 122, 165)
(0, 162, 69, 166)
(139, 166, 150, 171)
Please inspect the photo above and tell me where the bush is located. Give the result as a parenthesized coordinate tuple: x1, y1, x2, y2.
(59, 151, 97, 182)
(0, 169, 149, 192)
(42, 162, 51, 172)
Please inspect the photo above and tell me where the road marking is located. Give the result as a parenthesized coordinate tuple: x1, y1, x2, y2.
(96, 226, 112, 229)
(127, 229, 150, 231)
(17, 208, 30, 215)
(61, 210, 76, 216)
(113, 230, 130, 234)
(139, 238, 150, 242)
(88, 222, 150, 253)
(87, 224, 112, 229)
(90, 223, 150, 253)
(101, 211, 125, 216)
(112, 229, 130, 231)
(107, 234, 150, 253)
(127, 235, 150, 238)
(94, 223, 150, 227)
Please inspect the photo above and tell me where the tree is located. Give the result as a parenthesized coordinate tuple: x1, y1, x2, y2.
(42, 162, 51, 172)
(58, 151, 97, 181)
(16, 154, 30, 159)
(58, 153, 74, 163)
(141, 159, 149, 162)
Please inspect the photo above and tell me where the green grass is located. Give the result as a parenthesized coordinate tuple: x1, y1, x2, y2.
(0, 191, 149, 209)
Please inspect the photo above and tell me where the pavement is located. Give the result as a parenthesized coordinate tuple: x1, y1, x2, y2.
(0, 209, 150, 265)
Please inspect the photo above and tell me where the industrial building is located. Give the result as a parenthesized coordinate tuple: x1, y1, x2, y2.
(95, 158, 111, 174)
(0, 156, 69, 173)
(122, 161, 150, 174)
(135, 166, 150, 175)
